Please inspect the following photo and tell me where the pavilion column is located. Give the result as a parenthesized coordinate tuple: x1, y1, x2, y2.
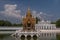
(25, 35, 27, 38)
(31, 35, 33, 37)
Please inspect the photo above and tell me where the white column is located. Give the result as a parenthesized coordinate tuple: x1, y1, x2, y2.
(25, 35, 27, 38)
(31, 35, 33, 37)
(37, 34, 39, 38)
(19, 35, 21, 38)
(46, 26, 47, 30)
(48, 25, 50, 30)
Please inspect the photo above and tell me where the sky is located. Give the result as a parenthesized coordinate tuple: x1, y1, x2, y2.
(0, 0, 60, 23)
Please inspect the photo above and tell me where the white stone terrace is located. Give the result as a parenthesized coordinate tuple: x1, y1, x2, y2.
(0, 27, 60, 34)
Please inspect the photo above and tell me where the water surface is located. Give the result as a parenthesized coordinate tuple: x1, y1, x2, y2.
(0, 33, 60, 40)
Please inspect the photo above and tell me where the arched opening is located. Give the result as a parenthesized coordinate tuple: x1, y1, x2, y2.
(27, 35, 31, 40)
(33, 35, 37, 40)
(21, 35, 25, 40)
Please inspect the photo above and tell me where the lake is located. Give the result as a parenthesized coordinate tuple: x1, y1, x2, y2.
(0, 33, 60, 40)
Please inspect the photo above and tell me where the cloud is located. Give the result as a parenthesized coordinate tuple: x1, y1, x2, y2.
(32, 11, 42, 19)
(32, 11, 43, 20)
(0, 4, 22, 23)
(0, 4, 54, 23)
(4, 4, 17, 11)
(32, 10, 53, 21)
(4, 4, 21, 18)
(1, 4, 22, 18)
(32, 10, 37, 18)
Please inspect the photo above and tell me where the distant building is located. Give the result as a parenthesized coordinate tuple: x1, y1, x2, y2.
(35, 20, 56, 31)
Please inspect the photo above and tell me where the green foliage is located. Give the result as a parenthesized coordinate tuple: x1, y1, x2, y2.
(4, 21, 12, 26)
(0, 20, 4, 26)
(51, 19, 60, 28)
(0, 20, 12, 26)
(0, 18, 60, 27)
(51, 22, 56, 24)
(36, 17, 40, 24)
(56, 19, 60, 28)
(0, 20, 22, 26)
(13, 23, 22, 26)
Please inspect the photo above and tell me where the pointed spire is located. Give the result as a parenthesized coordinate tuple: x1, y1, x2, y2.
(27, 7, 31, 14)
(26, 7, 32, 17)
(28, 7, 30, 11)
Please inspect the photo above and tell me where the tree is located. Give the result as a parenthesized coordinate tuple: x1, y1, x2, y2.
(36, 17, 40, 24)
(0, 20, 12, 26)
(0, 20, 5, 26)
(51, 22, 56, 24)
(4, 21, 12, 26)
(56, 19, 60, 28)
(13, 23, 22, 26)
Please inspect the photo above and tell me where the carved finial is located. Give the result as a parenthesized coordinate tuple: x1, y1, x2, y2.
(26, 7, 32, 17)
(27, 7, 30, 13)
(28, 7, 30, 11)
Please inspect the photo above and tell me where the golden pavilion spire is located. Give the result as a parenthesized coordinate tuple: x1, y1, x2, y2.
(26, 7, 32, 17)
(22, 7, 36, 31)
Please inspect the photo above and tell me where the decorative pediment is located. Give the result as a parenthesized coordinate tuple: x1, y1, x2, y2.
(22, 8, 36, 31)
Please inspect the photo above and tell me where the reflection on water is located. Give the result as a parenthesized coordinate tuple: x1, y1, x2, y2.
(39, 33, 56, 40)
(0, 33, 60, 40)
